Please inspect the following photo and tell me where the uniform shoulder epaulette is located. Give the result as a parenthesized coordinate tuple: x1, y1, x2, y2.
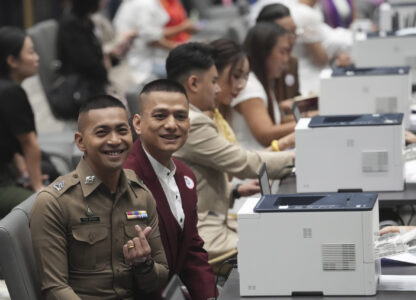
(124, 169, 145, 188)
(43, 170, 80, 198)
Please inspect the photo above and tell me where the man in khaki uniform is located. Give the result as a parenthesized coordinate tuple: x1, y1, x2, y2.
(30, 95, 168, 299)
(166, 43, 294, 260)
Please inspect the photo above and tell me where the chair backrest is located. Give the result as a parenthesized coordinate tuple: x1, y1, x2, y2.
(27, 19, 59, 93)
(0, 194, 41, 300)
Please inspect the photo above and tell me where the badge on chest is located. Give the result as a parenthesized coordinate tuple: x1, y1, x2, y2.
(126, 210, 148, 220)
(80, 206, 100, 223)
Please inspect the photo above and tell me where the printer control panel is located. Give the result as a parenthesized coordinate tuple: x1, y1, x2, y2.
(254, 193, 378, 213)
(308, 113, 403, 128)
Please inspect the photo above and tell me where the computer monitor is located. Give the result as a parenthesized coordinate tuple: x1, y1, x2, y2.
(258, 163, 271, 196)
(162, 274, 186, 300)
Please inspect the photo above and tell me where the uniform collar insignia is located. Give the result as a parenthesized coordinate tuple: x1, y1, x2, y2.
(53, 181, 64, 191)
(85, 176, 95, 185)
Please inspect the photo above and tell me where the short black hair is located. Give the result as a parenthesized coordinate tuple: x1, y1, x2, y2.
(256, 3, 291, 23)
(139, 79, 188, 112)
(140, 79, 188, 98)
(77, 95, 127, 131)
(166, 42, 216, 83)
(72, 0, 100, 18)
(78, 94, 126, 115)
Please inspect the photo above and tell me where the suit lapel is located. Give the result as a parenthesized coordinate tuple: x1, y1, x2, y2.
(173, 164, 194, 268)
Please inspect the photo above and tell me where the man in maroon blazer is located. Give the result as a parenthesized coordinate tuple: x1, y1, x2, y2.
(124, 79, 217, 300)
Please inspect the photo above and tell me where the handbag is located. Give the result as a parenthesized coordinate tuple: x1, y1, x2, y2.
(47, 74, 89, 120)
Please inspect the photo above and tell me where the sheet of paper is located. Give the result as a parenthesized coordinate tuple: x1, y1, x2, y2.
(383, 252, 416, 265)
(378, 275, 416, 291)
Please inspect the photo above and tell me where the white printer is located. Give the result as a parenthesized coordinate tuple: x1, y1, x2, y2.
(319, 67, 411, 128)
(295, 114, 405, 193)
(238, 190, 380, 296)
(352, 31, 416, 84)
(379, 1, 416, 32)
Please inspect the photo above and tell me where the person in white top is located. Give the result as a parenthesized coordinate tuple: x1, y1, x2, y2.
(230, 22, 296, 151)
(250, 0, 352, 94)
(113, 0, 196, 84)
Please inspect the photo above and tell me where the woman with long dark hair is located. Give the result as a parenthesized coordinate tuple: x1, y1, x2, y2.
(0, 26, 43, 217)
(209, 38, 249, 144)
(230, 22, 296, 151)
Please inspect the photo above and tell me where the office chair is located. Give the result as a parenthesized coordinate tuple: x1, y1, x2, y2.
(27, 19, 60, 101)
(0, 194, 41, 300)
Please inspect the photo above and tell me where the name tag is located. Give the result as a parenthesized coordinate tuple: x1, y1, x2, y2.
(80, 217, 100, 223)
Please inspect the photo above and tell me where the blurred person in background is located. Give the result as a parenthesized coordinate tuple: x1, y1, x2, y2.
(250, 0, 352, 94)
(57, 0, 108, 100)
(114, 0, 197, 84)
(0, 26, 44, 217)
(56, 0, 128, 120)
(256, 3, 301, 120)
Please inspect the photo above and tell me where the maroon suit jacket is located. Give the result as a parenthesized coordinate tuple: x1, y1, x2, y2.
(124, 139, 216, 300)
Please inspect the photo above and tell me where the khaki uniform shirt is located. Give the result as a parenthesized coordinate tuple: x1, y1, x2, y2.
(30, 158, 168, 300)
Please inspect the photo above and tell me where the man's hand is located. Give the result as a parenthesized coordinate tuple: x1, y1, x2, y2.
(279, 99, 294, 114)
(123, 225, 152, 266)
(238, 180, 260, 197)
(180, 20, 197, 34)
(278, 132, 295, 151)
(334, 52, 351, 67)
(380, 226, 415, 236)
(406, 131, 416, 144)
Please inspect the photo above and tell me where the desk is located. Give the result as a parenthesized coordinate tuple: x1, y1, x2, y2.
(219, 267, 416, 299)
(278, 175, 416, 207)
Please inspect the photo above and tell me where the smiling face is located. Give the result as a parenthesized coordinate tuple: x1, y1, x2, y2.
(216, 56, 249, 106)
(75, 107, 132, 177)
(134, 91, 190, 166)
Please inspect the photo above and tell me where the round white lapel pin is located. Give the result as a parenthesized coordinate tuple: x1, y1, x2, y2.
(285, 74, 295, 87)
(184, 176, 194, 190)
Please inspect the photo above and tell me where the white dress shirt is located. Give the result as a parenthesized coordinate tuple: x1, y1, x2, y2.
(144, 149, 185, 229)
